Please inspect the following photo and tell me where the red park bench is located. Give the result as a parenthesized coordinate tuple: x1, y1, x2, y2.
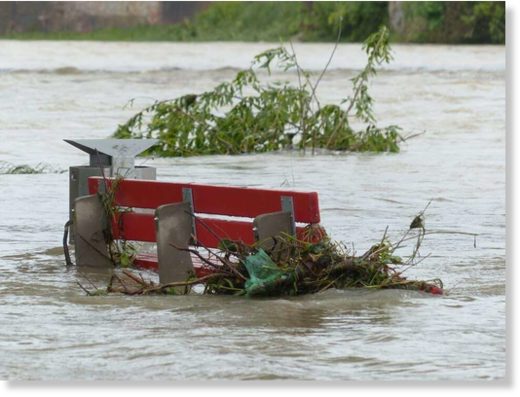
(72, 176, 322, 284)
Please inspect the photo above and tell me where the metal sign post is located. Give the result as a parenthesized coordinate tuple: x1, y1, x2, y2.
(65, 138, 158, 244)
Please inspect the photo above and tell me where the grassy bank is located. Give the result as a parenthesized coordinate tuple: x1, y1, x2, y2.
(1, 1, 505, 44)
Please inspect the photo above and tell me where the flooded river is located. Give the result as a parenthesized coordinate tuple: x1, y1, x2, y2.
(0, 41, 505, 381)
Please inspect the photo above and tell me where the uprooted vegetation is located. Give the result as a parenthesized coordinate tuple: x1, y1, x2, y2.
(114, 26, 406, 157)
(77, 217, 446, 298)
(0, 161, 64, 175)
(108, 233, 443, 297)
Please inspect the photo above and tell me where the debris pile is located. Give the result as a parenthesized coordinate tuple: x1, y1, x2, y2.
(81, 225, 444, 297)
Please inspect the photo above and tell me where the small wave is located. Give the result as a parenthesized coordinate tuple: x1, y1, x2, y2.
(0, 64, 505, 76)
(4, 67, 104, 75)
(52, 66, 83, 75)
(212, 66, 242, 73)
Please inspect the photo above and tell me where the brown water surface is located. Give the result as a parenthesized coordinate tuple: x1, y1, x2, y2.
(0, 41, 505, 380)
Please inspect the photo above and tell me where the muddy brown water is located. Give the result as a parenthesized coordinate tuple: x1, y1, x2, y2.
(0, 41, 505, 380)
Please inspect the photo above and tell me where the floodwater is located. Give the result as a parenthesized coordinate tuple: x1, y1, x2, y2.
(0, 41, 505, 381)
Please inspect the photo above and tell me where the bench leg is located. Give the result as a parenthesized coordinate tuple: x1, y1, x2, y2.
(73, 194, 112, 268)
(155, 202, 194, 285)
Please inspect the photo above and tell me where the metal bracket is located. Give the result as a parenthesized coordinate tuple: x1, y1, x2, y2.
(281, 195, 296, 236)
(154, 201, 194, 286)
(73, 194, 112, 268)
(253, 195, 297, 252)
(97, 178, 106, 195)
(253, 211, 293, 252)
(182, 187, 197, 242)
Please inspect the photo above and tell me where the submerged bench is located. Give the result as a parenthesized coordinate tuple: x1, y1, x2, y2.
(73, 176, 322, 284)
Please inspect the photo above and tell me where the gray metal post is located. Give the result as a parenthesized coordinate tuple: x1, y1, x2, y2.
(253, 195, 296, 252)
(73, 195, 112, 268)
(155, 202, 195, 287)
(65, 138, 158, 245)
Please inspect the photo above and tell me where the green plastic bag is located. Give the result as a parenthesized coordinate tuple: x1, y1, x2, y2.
(244, 249, 290, 296)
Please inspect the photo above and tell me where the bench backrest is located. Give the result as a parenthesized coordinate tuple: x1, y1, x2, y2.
(88, 177, 320, 248)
